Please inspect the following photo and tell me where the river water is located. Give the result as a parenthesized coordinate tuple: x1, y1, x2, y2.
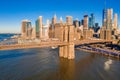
(0, 34, 120, 80)
(0, 48, 120, 80)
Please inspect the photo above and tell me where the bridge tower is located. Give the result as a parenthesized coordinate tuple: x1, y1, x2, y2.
(67, 25, 75, 59)
(59, 24, 75, 59)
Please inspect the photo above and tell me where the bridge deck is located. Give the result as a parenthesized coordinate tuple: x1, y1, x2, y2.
(0, 40, 112, 50)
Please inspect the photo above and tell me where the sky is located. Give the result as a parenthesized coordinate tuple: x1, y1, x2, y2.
(0, 0, 120, 33)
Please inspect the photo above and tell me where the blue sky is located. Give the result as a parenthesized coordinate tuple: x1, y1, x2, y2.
(0, 0, 120, 33)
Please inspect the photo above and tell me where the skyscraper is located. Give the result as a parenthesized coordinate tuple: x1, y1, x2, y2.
(81, 19, 84, 25)
(32, 26, 36, 39)
(52, 14, 57, 25)
(51, 14, 57, 30)
(107, 8, 113, 30)
(66, 16, 73, 25)
(113, 13, 118, 30)
(36, 16, 43, 39)
(73, 18, 79, 27)
(83, 15, 88, 30)
(91, 13, 95, 27)
(89, 17, 92, 28)
(100, 8, 113, 40)
(21, 20, 32, 38)
(42, 19, 50, 39)
(83, 15, 93, 39)
(102, 9, 107, 27)
(60, 16, 63, 24)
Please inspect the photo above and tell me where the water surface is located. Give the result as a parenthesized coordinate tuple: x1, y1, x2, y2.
(0, 48, 120, 80)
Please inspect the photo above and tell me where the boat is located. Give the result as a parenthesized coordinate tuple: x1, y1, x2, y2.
(51, 46, 57, 49)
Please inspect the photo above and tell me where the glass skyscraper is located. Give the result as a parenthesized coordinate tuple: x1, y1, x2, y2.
(91, 13, 95, 27)
(89, 13, 95, 28)
(89, 17, 92, 28)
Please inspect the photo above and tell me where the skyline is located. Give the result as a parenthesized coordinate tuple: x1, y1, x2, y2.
(0, 0, 120, 33)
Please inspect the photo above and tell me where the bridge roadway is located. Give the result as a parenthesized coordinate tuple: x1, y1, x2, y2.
(0, 39, 112, 50)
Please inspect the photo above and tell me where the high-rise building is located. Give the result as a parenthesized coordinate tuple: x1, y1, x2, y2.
(95, 23, 99, 28)
(66, 16, 73, 25)
(81, 19, 84, 25)
(100, 28, 106, 39)
(89, 13, 95, 28)
(73, 18, 79, 27)
(36, 16, 43, 39)
(113, 13, 118, 30)
(102, 9, 107, 27)
(89, 17, 92, 28)
(91, 13, 95, 27)
(21, 20, 32, 38)
(83, 15, 93, 39)
(52, 14, 57, 25)
(32, 26, 36, 39)
(60, 16, 63, 24)
(83, 15, 88, 30)
(107, 8, 113, 30)
(100, 8, 113, 40)
(42, 19, 50, 39)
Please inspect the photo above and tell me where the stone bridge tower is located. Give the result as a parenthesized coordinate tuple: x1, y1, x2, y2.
(57, 16, 75, 59)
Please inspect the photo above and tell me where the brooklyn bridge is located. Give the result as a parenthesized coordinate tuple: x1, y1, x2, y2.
(0, 23, 113, 59)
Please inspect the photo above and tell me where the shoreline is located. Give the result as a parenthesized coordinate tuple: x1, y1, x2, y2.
(76, 47, 120, 59)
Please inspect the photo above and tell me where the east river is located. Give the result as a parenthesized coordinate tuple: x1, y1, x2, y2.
(0, 47, 120, 80)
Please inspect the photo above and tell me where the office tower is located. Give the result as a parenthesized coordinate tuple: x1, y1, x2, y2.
(54, 23, 64, 39)
(73, 18, 79, 27)
(79, 21, 81, 26)
(60, 16, 63, 24)
(66, 16, 73, 25)
(95, 23, 99, 28)
(91, 13, 95, 27)
(89, 13, 95, 28)
(113, 13, 118, 30)
(105, 8, 113, 40)
(83, 15, 88, 30)
(32, 26, 36, 39)
(106, 29, 111, 40)
(36, 16, 43, 39)
(89, 17, 92, 28)
(100, 28, 105, 39)
(94, 23, 100, 32)
(107, 8, 113, 30)
(83, 15, 93, 39)
(21, 20, 32, 38)
(102, 9, 107, 27)
(81, 19, 84, 25)
(52, 14, 57, 25)
(100, 8, 112, 40)
(27, 27, 32, 38)
(42, 19, 50, 39)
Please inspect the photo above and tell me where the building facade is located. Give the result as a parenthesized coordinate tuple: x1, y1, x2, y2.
(21, 20, 32, 39)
